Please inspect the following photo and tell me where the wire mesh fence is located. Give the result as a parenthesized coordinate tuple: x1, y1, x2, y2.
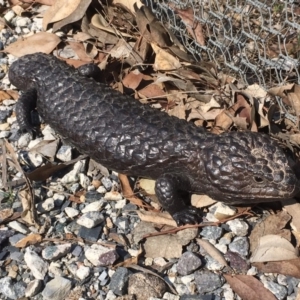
(144, 0, 300, 91)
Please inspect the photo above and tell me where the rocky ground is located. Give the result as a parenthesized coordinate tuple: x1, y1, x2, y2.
(1, 1, 300, 300)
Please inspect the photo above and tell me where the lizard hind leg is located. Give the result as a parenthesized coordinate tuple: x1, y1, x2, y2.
(155, 173, 202, 226)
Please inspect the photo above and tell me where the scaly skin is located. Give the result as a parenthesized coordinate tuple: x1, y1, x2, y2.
(9, 53, 300, 225)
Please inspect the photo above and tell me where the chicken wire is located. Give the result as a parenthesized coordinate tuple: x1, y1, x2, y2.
(144, 0, 300, 121)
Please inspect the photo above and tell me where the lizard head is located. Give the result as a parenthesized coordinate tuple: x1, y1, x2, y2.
(203, 132, 299, 204)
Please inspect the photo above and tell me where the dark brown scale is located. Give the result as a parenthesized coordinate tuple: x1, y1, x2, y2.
(9, 53, 300, 226)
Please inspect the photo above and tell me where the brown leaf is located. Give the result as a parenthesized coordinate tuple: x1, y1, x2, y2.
(119, 174, 152, 209)
(250, 234, 298, 263)
(43, 0, 82, 30)
(224, 274, 277, 300)
(249, 211, 291, 254)
(67, 41, 93, 62)
(253, 258, 300, 278)
(282, 199, 300, 233)
(122, 71, 143, 90)
(137, 210, 177, 227)
(138, 83, 165, 99)
(14, 233, 42, 248)
(152, 43, 181, 71)
(170, 5, 205, 46)
(0, 209, 14, 222)
(52, 0, 91, 32)
(197, 238, 228, 267)
(212, 110, 233, 134)
(4, 32, 60, 57)
(113, 0, 142, 14)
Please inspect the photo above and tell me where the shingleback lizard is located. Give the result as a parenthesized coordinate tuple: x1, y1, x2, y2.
(8, 53, 300, 225)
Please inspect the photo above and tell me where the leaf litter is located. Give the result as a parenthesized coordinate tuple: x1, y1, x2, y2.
(2, 1, 300, 299)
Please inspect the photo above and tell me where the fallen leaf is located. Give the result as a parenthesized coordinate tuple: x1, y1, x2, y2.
(191, 194, 216, 208)
(43, 0, 82, 30)
(122, 70, 144, 90)
(4, 32, 61, 57)
(171, 5, 205, 46)
(14, 233, 42, 248)
(253, 258, 300, 278)
(113, 0, 142, 14)
(52, 0, 91, 32)
(138, 178, 155, 195)
(197, 238, 228, 267)
(137, 210, 177, 227)
(282, 199, 300, 233)
(152, 43, 181, 71)
(29, 139, 59, 159)
(138, 83, 165, 99)
(0, 209, 14, 222)
(224, 274, 277, 300)
(250, 234, 298, 263)
(249, 211, 291, 253)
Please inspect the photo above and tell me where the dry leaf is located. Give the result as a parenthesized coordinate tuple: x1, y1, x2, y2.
(29, 139, 59, 159)
(43, 0, 82, 30)
(197, 238, 228, 267)
(191, 194, 216, 208)
(14, 233, 42, 248)
(171, 6, 205, 46)
(249, 211, 291, 253)
(138, 178, 155, 195)
(4, 32, 60, 57)
(250, 234, 298, 263)
(137, 210, 177, 227)
(52, 0, 91, 32)
(113, 0, 142, 14)
(152, 43, 181, 71)
(253, 258, 300, 278)
(282, 199, 300, 233)
(224, 274, 277, 300)
(0, 208, 14, 222)
(122, 71, 143, 90)
(138, 83, 165, 99)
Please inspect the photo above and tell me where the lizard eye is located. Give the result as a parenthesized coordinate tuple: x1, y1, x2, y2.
(253, 176, 264, 183)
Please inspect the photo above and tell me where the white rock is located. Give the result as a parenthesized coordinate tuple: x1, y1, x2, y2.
(85, 244, 111, 266)
(7, 220, 28, 234)
(97, 185, 107, 194)
(25, 279, 42, 297)
(227, 219, 249, 236)
(0, 131, 10, 138)
(56, 145, 72, 162)
(64, 207, 79, 218)
(42, 125, 56, 140)
(76, 266, 90, 280)
(42, 243, 72, 260)
(104, 191, 123, 201)
(28, 152, 43, 167)
(81, 200, 103, 213)
(41, 198, 55, 211)
(115, 199, 126, 209)
(24, 248, 48, 280)
(79, 173, 90, 189)
(4, 10, 15, 22)
(77, 211, 104, 228)
(15, 16, 30, 27)
(42, 276, 72, 300)
(3, 99, 16, 105)
(7, 116, 16, 124)
(18, 133, 31, 148)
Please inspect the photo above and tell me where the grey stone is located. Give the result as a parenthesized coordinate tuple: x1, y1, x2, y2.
(25, 279, 42, 297)
(0, 276, 18, 299)
(194, 270, 225, 294)
(0, 229, 14, 245)
(227, 219, 249, 236)
(176, 251, 202, 275)
(99, 250, 119, 266)
(229, 236, 249, 257)
(263, 280, 287, 300)
(24, 248, 48, 280)
(56, 145, 72, 161)
(42, 276, 72, 300)
(77, 211, 104, 228)
(109, 267, 130, 296)
(42, 243, 72, 260)
(9, 233, 25, 246)
(200, 226, 223, 240)
(78, 224, 103, 242)
(101, 176, 113, 191)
